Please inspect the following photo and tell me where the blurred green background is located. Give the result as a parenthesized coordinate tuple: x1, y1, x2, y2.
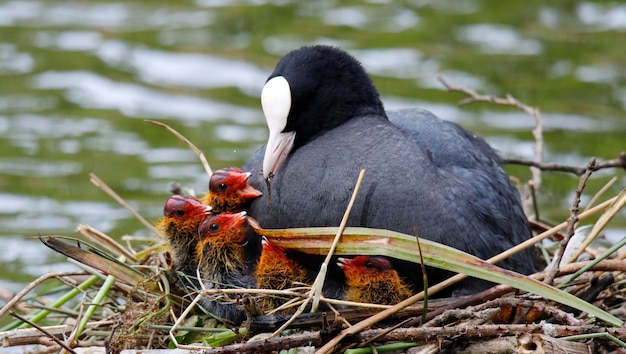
(0, 0, 624, 294)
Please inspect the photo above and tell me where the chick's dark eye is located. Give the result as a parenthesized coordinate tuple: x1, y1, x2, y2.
(175, 210, 185, 217)
(218, 183, 228, 191)
(365, 261, 374, 269)
(209, 223, 219, 232)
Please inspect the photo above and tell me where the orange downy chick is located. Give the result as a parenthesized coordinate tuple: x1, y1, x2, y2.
(156, 195, 211, 272)
(338, 256, 413, 305)
(202, 167, 262, 213)
(255, 237, 310, 314)
(195, 211, 254, 324)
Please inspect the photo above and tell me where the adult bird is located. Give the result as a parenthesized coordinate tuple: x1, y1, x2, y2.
(242, 45, 535, 296)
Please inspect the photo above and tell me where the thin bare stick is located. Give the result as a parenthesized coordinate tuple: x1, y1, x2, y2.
(0, 271, 85, 319)
(144, 119, 213, 178)
(569, 187, 626, 263)
(76, 224, 138, 263)
(271, 169, 367, 336)
(438, 76, 544, 191)
(485, 194, 617, 269)
(544, 158, 595, 285)
(9, 312, 77, 354)
(312, 168, 367, 312)
(584, 176, 618, 212)
(504, 154, 626, 176)
(89, 173, 156, 232)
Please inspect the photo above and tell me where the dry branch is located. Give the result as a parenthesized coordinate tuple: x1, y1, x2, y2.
(504, 152, 626, 176)
(196, 323, 626, 353)
(544, 158, 595, 285)
(438, 75, 544, 192)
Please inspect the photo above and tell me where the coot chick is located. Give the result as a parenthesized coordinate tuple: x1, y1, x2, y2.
(156, 195, 211, 274)
(242, 45, 535, 296)
(338, 256, 413, 305)
(196, 211, 255, 324)
(202, 167, 262, 213)
(255, 237, 311, 314)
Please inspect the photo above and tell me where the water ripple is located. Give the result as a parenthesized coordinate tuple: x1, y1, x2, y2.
(456, 24, 543, 55)
(0, 43, 35, 74)
(0, 158, 82, 177)
(32, 70, 261, 123)
(34, 30, 103, 51)
(577, 2, 626, 30)
(96, 43, 267, 92)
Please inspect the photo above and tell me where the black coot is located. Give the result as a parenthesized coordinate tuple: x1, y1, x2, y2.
(242, 45, 535, 296)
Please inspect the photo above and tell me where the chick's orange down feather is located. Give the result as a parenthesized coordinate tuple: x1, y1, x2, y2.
(156, 195, 211, 273)
(195, 211, 255, 324)
(255, 237, 310, 314)
(202, 167, 262, 213)
(338, 256, 413, 305)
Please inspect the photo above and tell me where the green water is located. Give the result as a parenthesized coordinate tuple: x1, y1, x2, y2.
(0, 0, 624, 294)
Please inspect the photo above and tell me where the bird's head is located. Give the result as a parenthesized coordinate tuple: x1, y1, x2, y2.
(258, 236, 300, 270)
(161, 195, 211, 230)
(208, 167, 263, 210)
(260, 45, 385, 180)
(196, 211, 248, 251)
(337, 256, 396, 286)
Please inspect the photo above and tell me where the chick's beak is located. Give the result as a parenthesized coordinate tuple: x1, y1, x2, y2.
(235, 211, 248, 227)
(236, 172, 263, 198)
(337, 257, 350, 269)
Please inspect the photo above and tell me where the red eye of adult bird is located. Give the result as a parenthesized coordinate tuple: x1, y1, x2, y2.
(156, 195, 211, 273)
(338, 256, 413, 305)
(255, 237, 310, 314)
(195, 211, 255, 324)
(202, 167, 262, 213)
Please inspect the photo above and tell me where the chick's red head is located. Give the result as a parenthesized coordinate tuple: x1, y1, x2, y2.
(196, 211, 248, 251)
(209, 167, 263, 202)
(258, 237, 301, 272)
(337, 256, 396, 286)
(160, 195, 211, 230)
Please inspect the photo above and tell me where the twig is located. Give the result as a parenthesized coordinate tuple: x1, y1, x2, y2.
(484, 194, 617, 273)
(413, 259, 626, 327)
(544, 158, 595, 285)
(89, 173, 156, 232)
(472, 298, 583, 326)
(312, 168, 367, 312)
(9, 312, 77, 354)
(0, 324, 72, 347)
(76, 224, 138, 263)
(503, 153, 626, 176)
(144, 119, 213, 178)
(199, 323, 626, 353)
(585, 176, 618, 212)
(562, 236, 626, 287)
(0, 271, 86, 319)
(570, 188, 626, 263)
(438, 76, 544, 191)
